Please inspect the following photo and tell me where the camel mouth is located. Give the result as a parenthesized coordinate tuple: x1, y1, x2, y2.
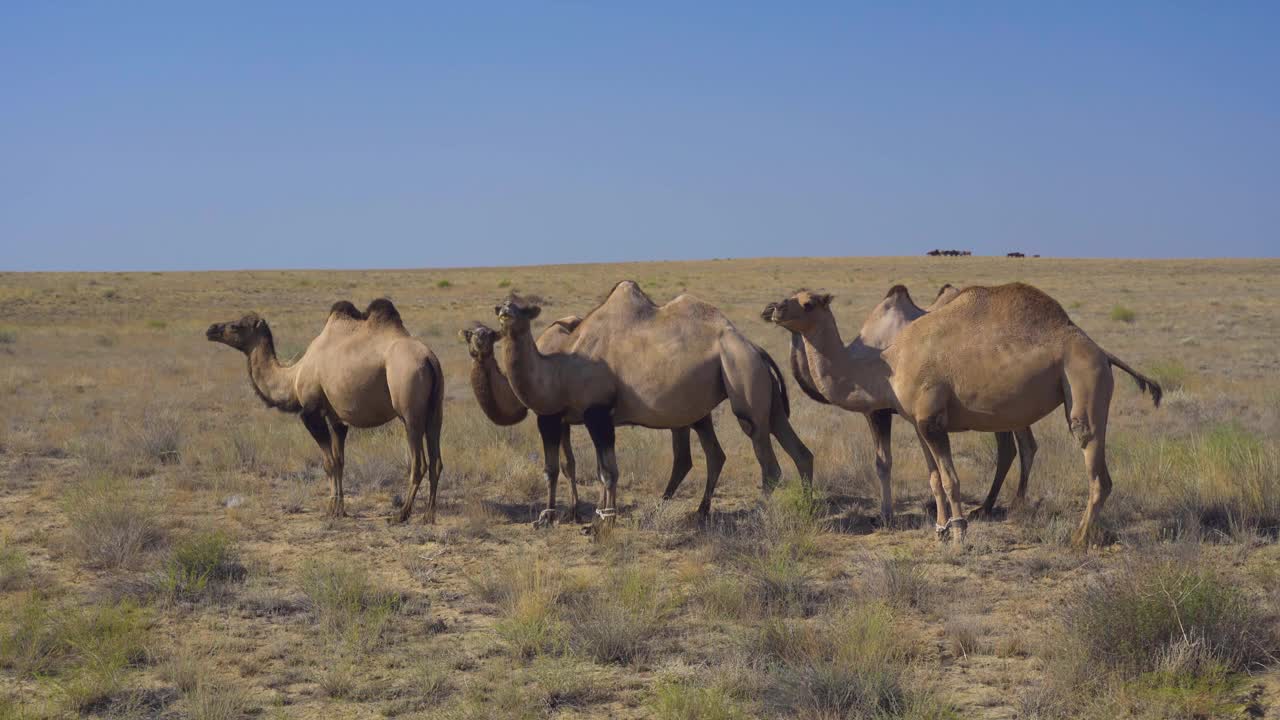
(760, 303, 776, 321)
(205, 324, 223, 340)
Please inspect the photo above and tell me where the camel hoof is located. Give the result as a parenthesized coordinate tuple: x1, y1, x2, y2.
(532, 509, 557, 530)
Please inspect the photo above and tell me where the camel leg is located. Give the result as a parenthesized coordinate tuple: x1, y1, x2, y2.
(918, 422, 967, 543)
(913, 425, 949, 536)
(560, 423, 580, 524)
(394, 420, 424, 520)
(1011, 428, 1037, 510)
(329, 420, 349, 518)
(1065, 363, 1114, 547)
(534, 414, 564, 529)
(424, 406, 443, 524)
(660, 427, 695, 500)
(692, 416, 726, 518)
(584, 406, 619, 527)
(301, 411, 343, 518)
(972, 432, 1016, 520)
(770, 407, 814, 490)
(865, 409, 894, 524)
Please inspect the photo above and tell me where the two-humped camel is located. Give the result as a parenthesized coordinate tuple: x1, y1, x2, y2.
(765, 284, 1036, 523)
(765, 283, 1161, 545)
(206, 300, 444, 522)
(494, 281, 812, 525)
(461, 321, 718, 526)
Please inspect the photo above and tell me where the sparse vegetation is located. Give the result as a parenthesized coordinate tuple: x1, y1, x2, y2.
(1110, 304, 1136, 322)
(63, 474, 164, 569)
(0, 258, 1276, 716)
(155, 530, 245, 602)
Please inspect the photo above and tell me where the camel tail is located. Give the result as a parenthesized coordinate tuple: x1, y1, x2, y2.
(757, 345, 791, 419)
(426, 352, 446, 434)
(1102, 348, 1163, 408)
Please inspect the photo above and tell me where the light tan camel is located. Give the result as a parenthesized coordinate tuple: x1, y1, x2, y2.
(461, 321, 719, 525)
(206, 300, 444, 522)
(764, 285, 1036, 523)
(494, 281, 812, 526)
(923, 284, 1038, 514)
(765, 284, 1161, 545)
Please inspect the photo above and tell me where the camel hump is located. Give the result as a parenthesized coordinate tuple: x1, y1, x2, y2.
(330, 301, 366, 320)
(364, 298, 403, 326)
(960, 283, 1071, 324)
(884, 284, 912, 301)
(935, 283, 955, 298)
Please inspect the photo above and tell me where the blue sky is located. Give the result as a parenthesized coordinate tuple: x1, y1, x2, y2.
(2, 3, 1277, 270)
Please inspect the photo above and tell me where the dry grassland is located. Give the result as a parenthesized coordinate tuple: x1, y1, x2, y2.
(1, 256, 1279, 719)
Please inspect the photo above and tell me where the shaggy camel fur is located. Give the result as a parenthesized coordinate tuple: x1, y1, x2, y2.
(461, 321, 717, 524)
(766, 284, 1161, 545)
(206, 300, 444, 522)
(764, 285, 1036, 522)
(495, 281, 812, 527)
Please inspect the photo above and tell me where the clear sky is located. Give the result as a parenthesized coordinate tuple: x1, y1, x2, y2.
(3, 3, 1277, 270)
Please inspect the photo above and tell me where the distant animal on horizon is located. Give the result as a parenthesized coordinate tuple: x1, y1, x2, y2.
(206, 299, 444, 523)
(1007, 252, 1026, 258)
(926, 249, 973, 257)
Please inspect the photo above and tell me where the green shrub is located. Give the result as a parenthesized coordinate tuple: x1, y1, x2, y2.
(489, 561, 572, 658)
(1146, 359, 1190, 392)
(1063, 558, 1270, 677)
(437, 279, 452, 289)
(565, 565, 669, 664)
(300, 559, 403, 651)
(155, 531, 245, 602)
(1110, 305, 1136, 323)
(652, 680, 746, 720)
(497, 279, 512, 288)
(753, 604, 945, 719)
(0, 594, 149, 712)
(0, 543, 29, 591)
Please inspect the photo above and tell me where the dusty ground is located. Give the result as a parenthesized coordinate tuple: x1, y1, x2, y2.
(1, 256, 1278, 719)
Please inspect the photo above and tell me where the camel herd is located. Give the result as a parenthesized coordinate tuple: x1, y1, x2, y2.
(206, 280, 1162, 547)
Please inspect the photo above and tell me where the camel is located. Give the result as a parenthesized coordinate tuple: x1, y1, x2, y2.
(765, 283, 1161, 545)
(460, 321, 718, 525)
(494, 281, 812, 526)
(925, 284, 1038, 514)
(764, 285, 1037, 523)
(206, 299, 444, 522)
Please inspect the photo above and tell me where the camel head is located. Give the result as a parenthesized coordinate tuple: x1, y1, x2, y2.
(494, 297, 541, 336)
(762, 290, 834, 333)
(459, 324, 501, 359)
(206, 313, 269, 352)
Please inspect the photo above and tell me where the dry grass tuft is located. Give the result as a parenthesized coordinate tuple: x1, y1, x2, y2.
(63, 474, 164, 569)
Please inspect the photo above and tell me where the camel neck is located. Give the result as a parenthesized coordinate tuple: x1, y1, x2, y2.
(246, 335, 301, 412)
(801, 311, 894, 413)
(469, 355, 529, 426)
(498, 327, 562, 415)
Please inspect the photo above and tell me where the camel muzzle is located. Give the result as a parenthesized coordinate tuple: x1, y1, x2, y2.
(205, 324, 224, 340)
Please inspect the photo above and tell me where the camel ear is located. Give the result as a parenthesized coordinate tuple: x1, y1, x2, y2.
(523, 306, 542, 320)
(493, 305, 502, 316)
(818, 294, 834, 307)
(459, 329, 473, 343)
